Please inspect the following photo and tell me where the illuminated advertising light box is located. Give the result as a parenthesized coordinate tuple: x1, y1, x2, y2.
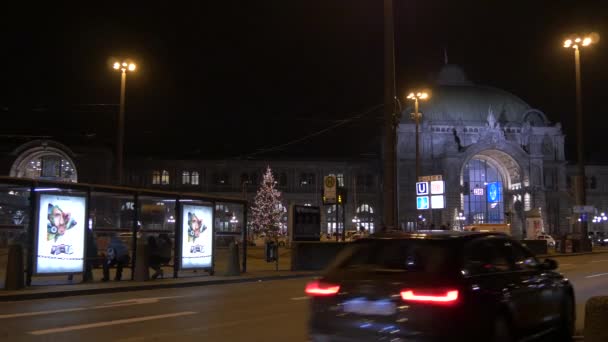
(416, 196, 429, 210)
(431, 195, 445, 209)
(430, 181, 445, 195)
(416, 182, 429, 196)
(472, 188, 484, 196)
(181, 204, 213, 269)
(36, 194, 86, 274)
(487, 182, 502, 203)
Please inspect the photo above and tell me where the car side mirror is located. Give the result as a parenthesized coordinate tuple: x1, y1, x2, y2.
(542, 258, 558, 270)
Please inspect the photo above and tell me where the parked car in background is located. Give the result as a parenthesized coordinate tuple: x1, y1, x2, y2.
(536, 233, 556, 247)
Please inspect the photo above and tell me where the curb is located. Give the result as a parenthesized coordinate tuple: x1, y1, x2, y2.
(539, 250, 608, 258)
(0, 273, 317, 302)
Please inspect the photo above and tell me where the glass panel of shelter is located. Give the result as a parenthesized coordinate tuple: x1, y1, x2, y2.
(138, 196, 176, 278)
(0, 185, 32, 288)
(89, 192, 136, 282)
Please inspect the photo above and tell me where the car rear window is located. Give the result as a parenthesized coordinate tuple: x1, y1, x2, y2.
(329, 239, 457, 273)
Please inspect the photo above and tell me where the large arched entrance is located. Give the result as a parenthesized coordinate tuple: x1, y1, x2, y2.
(10, 143, 78, 183)
(460, 149, 523, 226)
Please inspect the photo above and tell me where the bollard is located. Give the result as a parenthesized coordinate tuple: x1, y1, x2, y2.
(584, 296, 608, 342)
(224, 241, 241, 276)
(4, 244, 25, 290)
(133, 238, 150, 281)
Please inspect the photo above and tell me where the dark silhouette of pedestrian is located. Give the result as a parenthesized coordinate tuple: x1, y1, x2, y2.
(102, 235, 130, 281)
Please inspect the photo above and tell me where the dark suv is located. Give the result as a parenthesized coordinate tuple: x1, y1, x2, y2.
(307, 231, 574, 341)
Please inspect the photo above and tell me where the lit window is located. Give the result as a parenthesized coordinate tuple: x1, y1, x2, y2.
(191, 171, 200, 185)
(182, 171, 190, 184)
(152, 170, 161, 185)
(329, 173, 345, 187)
(161, 170, 170, 185)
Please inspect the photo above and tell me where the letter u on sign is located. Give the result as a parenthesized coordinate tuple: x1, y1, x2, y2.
(416, 182, 429, 196)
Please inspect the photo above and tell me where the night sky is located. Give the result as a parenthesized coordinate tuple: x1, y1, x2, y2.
(4, 1, 608, 162)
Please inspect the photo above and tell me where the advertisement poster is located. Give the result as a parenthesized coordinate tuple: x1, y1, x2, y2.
(181, 204, 213, 269)
(487, 182, 502, 203)
(36, 194, 86, 274)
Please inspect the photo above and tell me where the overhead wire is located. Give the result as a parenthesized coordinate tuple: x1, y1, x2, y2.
(234, 103, 384, 159)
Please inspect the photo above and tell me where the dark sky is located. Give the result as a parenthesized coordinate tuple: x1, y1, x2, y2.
(4, 1, 608, 162)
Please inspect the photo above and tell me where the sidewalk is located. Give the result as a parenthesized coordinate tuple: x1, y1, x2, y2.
(539, 246, 608, 258)
(0, 269, 316, 302)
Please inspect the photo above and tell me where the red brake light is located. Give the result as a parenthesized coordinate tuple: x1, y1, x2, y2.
(305, 280, 340, 296)
(400, 289, 459, 304)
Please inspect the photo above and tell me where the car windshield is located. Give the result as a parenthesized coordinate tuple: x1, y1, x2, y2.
(329, 239, 457, 273)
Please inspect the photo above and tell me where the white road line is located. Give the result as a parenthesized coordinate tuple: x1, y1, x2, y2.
(0, 296, 182, 319)
(585, 272, 608, 279)
(591, 259, 608, 263)
(28, 311, 197, 335)
(290, 296, 310, 300)
(0, 307, 86, 319)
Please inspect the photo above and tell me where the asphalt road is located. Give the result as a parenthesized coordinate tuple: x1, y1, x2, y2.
(0, 253, 606, 341)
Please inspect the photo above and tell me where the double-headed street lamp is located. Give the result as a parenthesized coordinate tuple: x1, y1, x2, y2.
(112, 61, 136, 185)
(563, 35, 595, 242)
(406, 92, 429, 181)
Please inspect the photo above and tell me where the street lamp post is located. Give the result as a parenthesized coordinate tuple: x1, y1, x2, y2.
(563, 36, 594, 247)
(406, 92, 429, 181)
(112, 61, 136, 185)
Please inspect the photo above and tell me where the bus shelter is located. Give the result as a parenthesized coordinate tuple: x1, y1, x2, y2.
(0, 177, 247, 287)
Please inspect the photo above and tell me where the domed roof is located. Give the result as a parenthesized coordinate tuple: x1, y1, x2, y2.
(404, 65, 532, 125)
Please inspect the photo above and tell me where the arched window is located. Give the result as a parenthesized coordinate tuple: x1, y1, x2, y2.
(11, 148, 78, 183)
(191, 171, 200, 185)
(463, 159, 504, 224)
(152, 170, 161, 185)
(356, 204, 375, 233)
(326, 205, 343, 234)
(161, 170, 170, 185)
(182, 171, 191, 184)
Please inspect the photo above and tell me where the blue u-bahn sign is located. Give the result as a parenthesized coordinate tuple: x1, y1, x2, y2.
(416, 182, 429, 196)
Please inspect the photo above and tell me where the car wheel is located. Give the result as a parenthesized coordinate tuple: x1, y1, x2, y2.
(556, 295, 574, 341)
(492, 314, 513, 342)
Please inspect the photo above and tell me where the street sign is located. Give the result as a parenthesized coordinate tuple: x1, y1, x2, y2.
(430, 181, 445, 195)
(416, 196, 429, 210)
(431, 195, 445, 209)
(572, 205, 595, 214)
(418, 175, 442, 182)
(416, 182, 429, 196)
(323, 176, 337, 204)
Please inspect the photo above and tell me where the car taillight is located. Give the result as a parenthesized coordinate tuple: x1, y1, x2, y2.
(305, 280, 340, 296)
(400, 289, 459, 304)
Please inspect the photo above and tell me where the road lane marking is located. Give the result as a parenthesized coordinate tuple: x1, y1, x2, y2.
(290, 296, 310, 301)
(0, 307, 86, 319)
(591, 259, 608, 263)
(0, 296, 184, 319)
(585, 272, 608, 279)
(28, 311, 197, 335)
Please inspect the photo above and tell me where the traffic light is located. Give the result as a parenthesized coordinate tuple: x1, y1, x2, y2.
(337, 193, 343, 204)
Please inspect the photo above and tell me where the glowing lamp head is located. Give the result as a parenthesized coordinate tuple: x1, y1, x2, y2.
(113, 62, 120, 70)
(128, 63, 136, 71)
(407, 93, 415, 100)
(563, 39, 572, 48)
(419, 92, 429, 100)
(582, 37, 592, 46)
